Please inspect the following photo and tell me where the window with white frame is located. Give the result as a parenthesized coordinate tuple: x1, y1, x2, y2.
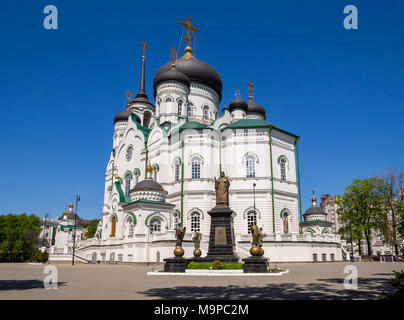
(247, 211, 257, 234)
(188, 105, 194, 118)
(153, 165, 158, 181)
(174, 159, 180, 182)
(203, 106, 209, 121)
(280, 158, 287, 181)
(134, 170, 140, 184)
(150, 217, 161, 233)
(191, 157, 201, 179)
(246, 155, 256, 178)
(178, 100, 183, 115)
(190, 212, 201, 232)
(125, 173, 131, 196)
(127, 217, 134, 237)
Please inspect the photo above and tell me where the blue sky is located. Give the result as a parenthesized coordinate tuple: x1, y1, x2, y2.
(0, 0, 403, 219)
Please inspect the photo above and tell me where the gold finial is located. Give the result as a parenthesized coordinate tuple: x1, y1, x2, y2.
(146, 160, 153, 173)
(312, 191, 317, 207)
(63, 205, 68, 215)
(235, 85, 240, 97)
(247, 81, 254, 99)
(69, 198, 73, 208)
(169, 46, 178, 67)
(115, 174, 120, 180)
(179, 17, 198, 59)
(125, 90, 134, 102)
(139, 41, 149, 58)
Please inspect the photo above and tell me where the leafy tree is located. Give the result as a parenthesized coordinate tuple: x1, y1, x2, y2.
(86, 219, 100, 239)
(378, 168, 404, 256)
(336, 177, 385, 257)
(0, 213, 41, 261)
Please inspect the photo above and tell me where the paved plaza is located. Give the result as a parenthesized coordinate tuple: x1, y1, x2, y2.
(0, 262, 402, 300)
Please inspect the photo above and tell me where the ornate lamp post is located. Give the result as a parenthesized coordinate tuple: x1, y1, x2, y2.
(72, 195, 80, 265)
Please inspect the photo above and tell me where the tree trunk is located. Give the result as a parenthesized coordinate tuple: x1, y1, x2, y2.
(357, 239, 362, 256)
(365, 229, 372, 256)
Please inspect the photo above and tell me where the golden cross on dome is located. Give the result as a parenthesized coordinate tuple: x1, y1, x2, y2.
(169, 46, 178, 66)
(125, 90, 134, 102)
(179, 17, 198, 47)
(247, 81, 254, 99)
(139, 41, 149, 56)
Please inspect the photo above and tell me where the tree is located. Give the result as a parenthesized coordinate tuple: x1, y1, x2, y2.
(86, 219, 100, 239)
(0, 213, 41, 261)
(378, 168, 404, 256)
(336, 177, 385, 257)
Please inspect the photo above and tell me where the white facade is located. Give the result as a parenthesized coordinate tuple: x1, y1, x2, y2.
(49, 38, 346, 264)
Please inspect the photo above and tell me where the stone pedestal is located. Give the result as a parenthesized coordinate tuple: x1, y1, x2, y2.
(202, 206, 238, 263)
(242, 256, 269, 273)
(163, 257, 187, 272)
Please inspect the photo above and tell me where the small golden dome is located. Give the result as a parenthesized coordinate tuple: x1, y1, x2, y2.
(146, 161, 153, 173)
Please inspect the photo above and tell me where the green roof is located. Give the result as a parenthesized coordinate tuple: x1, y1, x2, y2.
(131, 114, 151, 140)
(179, 121, 209, 131)
(221, 119, 299, 138)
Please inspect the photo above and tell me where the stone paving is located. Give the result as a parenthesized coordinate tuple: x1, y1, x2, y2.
(0, 262, 402, 299)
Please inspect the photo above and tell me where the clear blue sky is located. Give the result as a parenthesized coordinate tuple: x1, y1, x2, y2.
(0, 0, 403, 219)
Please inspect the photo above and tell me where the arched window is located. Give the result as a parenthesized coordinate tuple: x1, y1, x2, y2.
(110, 216, 116, 237)
(203, 106, 209, 121)
(126, 217, 134, 237)
(150, 217, 161, 233)
(125, 173, 131, 196)
(247, 211, 257, 234)
(246, 155, 256, 178)
(174, 159, 181, 182)
(280, 158, 287, 181)
(152, 165, 159, 181)
(188, 105, 194, 118)
(165, 97, 173, 103)
(134, 169, 140, 184)
(191, 157, 201, 179)
(190, 212, 201, 232)
(178, 100, 183, 116)
(282, 212, 289, 234)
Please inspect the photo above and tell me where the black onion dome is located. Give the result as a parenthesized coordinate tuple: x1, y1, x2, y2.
(153, 58, 223, 101)
(247, 99, 266, 118)
(113, 107, 140, 124)
(133, 179, 164, 192)
(153, 67, 190, 93)
(228, 96, 248, 112)
(304, 206, 325, 216)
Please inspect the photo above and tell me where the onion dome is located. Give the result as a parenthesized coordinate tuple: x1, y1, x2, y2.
(153, 64, 190, 92)
(228, 87, 248, 112)
(131, 162, 167, 202)
(113, 106, 140, 125)
(153, 57, 222, 102)
(303, 192, 328, 222)
(247, 98, 266, 118)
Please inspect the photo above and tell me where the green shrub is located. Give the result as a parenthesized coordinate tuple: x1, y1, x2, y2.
(212, 260, 224, 270)
(33, 250, 41, 262)
(39, 251, 48, 263)
(223, 263, 243, 270)
(187, 262, 212, 269)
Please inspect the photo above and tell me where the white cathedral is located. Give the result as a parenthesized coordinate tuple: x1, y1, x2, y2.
(49, 19, 347, 264)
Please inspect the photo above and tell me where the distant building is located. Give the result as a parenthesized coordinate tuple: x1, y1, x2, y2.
(320, 194, 340, 234)
(39, 217, 59, 247)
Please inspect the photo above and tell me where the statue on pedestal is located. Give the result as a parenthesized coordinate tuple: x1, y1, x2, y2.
(192, 231, 202, 257)
(214, 171, 230, 207)
(174, 223, 186, 257)
(250, 224, 265, 256)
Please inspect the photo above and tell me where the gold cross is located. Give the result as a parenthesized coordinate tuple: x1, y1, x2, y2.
(139, 41, 149, 56)
(179, 17, 198, 47)
(125, 89, 133, 102)
(169, 46, 178, 62)
(247, 81, 254, 99)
